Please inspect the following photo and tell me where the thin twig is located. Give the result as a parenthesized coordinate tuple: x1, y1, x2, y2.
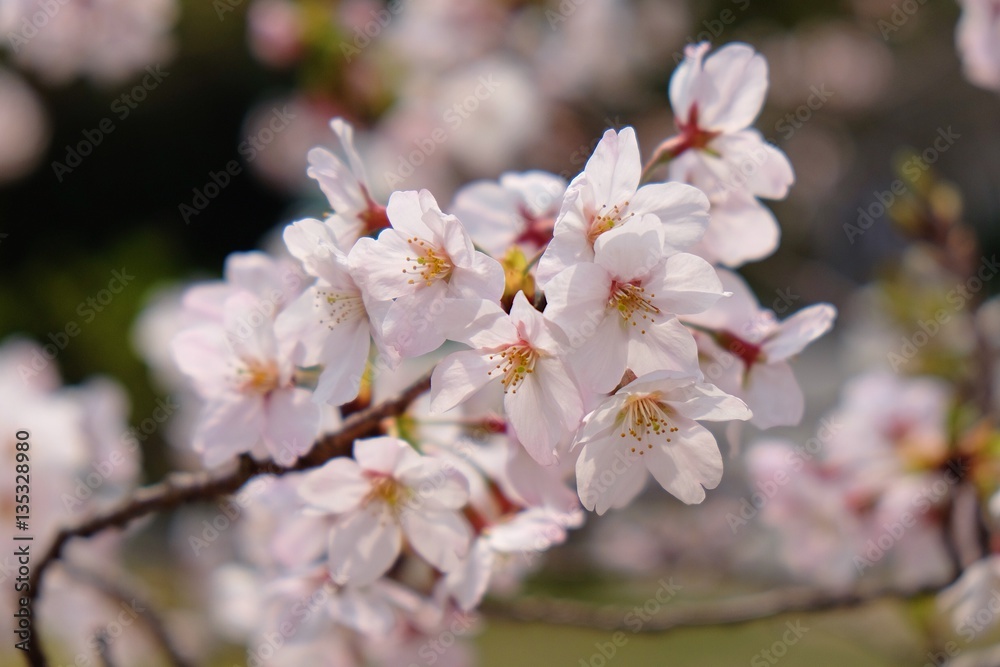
(23, 372, 432, 667)
(481, 581, 948, 634)
(62, 563, 194, 667)
(94, 631, 113, 667)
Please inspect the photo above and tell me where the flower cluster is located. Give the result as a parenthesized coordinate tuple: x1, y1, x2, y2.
(164, 42, 835, 663)
(0, 0, 178, 84)
(742, 372, 957, 592)
(0, 339, 154, 662)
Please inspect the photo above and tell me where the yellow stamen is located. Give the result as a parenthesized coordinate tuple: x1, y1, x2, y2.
(316, 289, 365, 328)
(365, 475, 412, 510)
(402, 237, 453, 287)
(487, 343, 539, 394)
(610, 282, 660, 330)
(237, 359, 280, 394)
(586, 201, 634, 245)
(616, 393, 678, 451)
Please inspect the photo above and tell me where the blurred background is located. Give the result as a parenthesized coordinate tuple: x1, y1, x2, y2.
(2, 0, 1000, 664)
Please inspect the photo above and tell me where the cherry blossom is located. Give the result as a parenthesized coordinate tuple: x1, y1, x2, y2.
(0, 339, 140, 655)
(181, 250, 307, 324)
(544, 216, 726, 393)
(823, 372, 951, 497)
(171, 292, 321, 467)
(692, 190, 781, 268)
(24, 28, 915, 666)
(349, 189, 505, 360)
(685, 269, 835, 430)
(449, 170, 567, 258)
(860, 476, 954, 589)
(743, 439, 867, 592)
(0, 68, 48, 183)
(307, 118, 389, 250)
(445, 506, 582, 611)
(327, 578, 432, 637)
(574, 370, 751, 514)
(419, 430, 583, 611)
(535, 127, 710, 287)
(430, 291, 583, 465)
(743, 372, 956, 594)
(281, 217, 390, 405)
(661, 42, 793, 201)
(1, 0, 178, 84)
(297, 436, 472, 586)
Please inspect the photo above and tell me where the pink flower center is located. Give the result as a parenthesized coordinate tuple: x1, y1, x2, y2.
(359, 187, 390, 235)
(514, 203, 556, 248)
(670, 104, 721, 158)
(715, 331, 763, 369)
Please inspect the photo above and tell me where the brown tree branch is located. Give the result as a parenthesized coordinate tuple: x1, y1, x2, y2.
(23, 372, 432, 667)
(21, 365, 953, 665)
(480, 581, 948, 634)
